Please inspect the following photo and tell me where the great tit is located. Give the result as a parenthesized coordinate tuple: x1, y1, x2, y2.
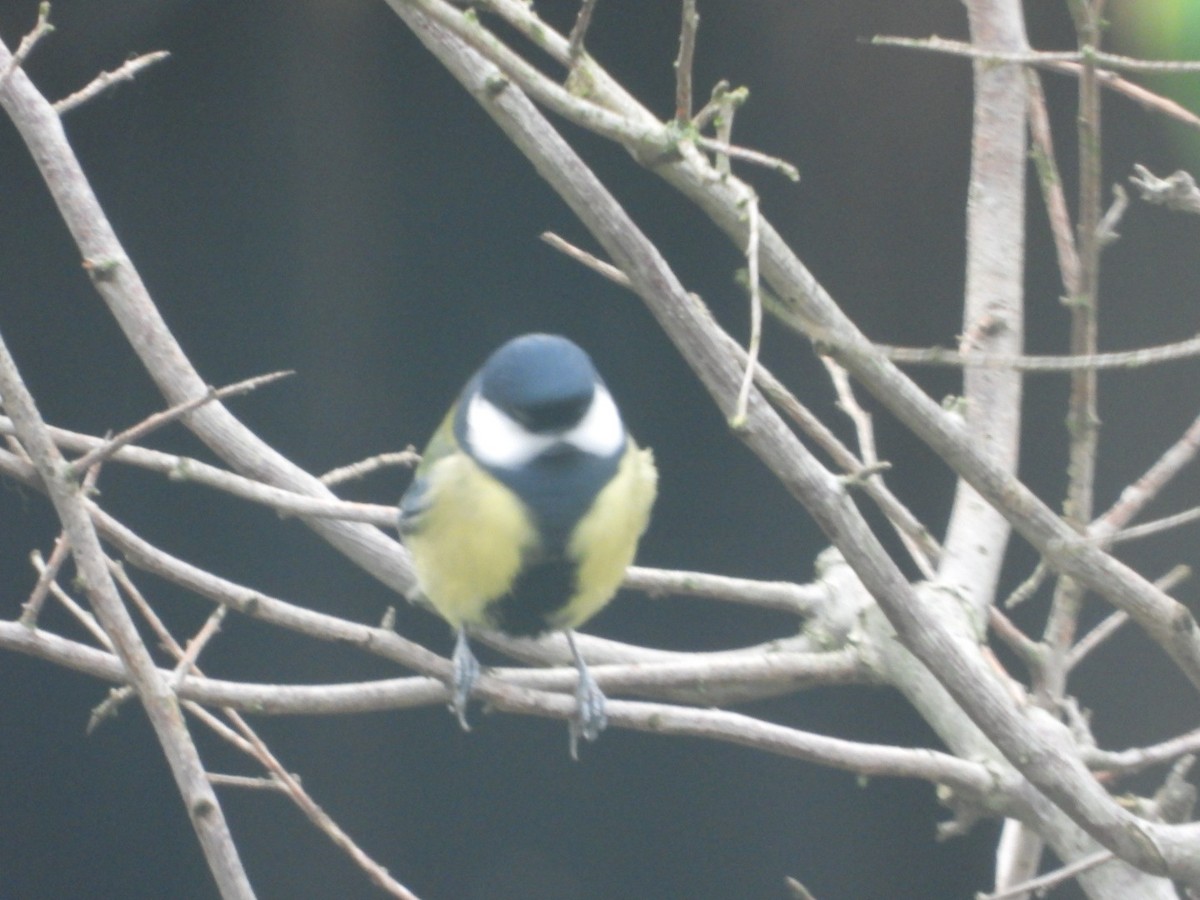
(399, 333, 657, 755)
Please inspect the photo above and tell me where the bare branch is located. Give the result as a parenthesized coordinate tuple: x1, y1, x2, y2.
(873, 33, 1200, 73)
(1027, 69, 1081, 297)
(0, 619, 993, 797)
(1097, 184, 1129, 246)
(673, 0, 698, 123)
(0, 417, 398, 525)
(1113, 508, 1200, 544)
(207, 774, 288, 793)
(1043, 61, 1200, 129)
(1003, 559, 1049, 609)
(938, 0, 1026, 624)
(53, 50, 171, 115)
(732, 191, 762, 428)
(978, 849, 1114, 900)
(2, 2, 52, 84)
(566, 0, 598, 62)
(319, 449, 419, 486)
(692, 80, 746, 134)
(19, 534, 69, 627)
(1087, 728, 1200, 778)
(1068, 565, 1190, 672)
(625, 565, 824, 616)
(1042, 0, 1104, 715)
(693, 135, 801, 181)
(66, 370, 293, 478)
(0, 324, 253, 895)
(381, 3, 1200, 886)
(877, 35, 1200, 129)
(987, 606, 1043, 677)
(881, 334, 1200, 370)
(30, 543, 112, 649)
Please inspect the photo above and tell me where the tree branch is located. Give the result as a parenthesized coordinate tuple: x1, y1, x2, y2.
(384, 1, 1194, 885)
(0, 326, 253, 896)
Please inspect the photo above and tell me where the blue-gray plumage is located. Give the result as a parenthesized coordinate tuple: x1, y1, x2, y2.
(399, 334, 657, 756)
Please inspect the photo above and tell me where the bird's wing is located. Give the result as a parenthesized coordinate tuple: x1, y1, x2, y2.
(398, 407, 459, 535)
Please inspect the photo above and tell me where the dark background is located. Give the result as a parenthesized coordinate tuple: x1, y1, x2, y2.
(1, 2, 1199, 898)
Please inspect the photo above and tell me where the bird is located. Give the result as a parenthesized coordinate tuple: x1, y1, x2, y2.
(398, 333, 657, 756)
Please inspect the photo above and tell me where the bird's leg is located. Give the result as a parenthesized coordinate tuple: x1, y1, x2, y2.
(566, 630, 608, 759)
(450, 626, 480, 730)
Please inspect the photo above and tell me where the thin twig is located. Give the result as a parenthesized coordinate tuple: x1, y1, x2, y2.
(207, 773, 288, 793)
(566, 0, 598, 62)
(626, 565, 825, 616)
(693, 135, 800, 181)
(1041, 0, 1105, 721)
(1068, 565, 1190, 671)
(711, 81, 736, 176)
(0, 323, 252, 893)
(822, 359, 879, 470)
(1111, 507, 1200, 544)
(784, 876, 818, 900)
(207, 706, 424, 898)
(692, 80, 745, 134)
(30, 547, 112, 650)
(541, 231, 627, 284)
(187, 703, 258, 755)
(53, 50, 171, 115)
(987, 606, 1043, 677)
(1003, 559, 1049, 609)
(1026, 69, 1081, 296)
(19, 534, 70, 627)
(174, 606, 228, 683)
(0, 417, 398, 526)
(1094, 409, 1200, 539)
(1044, 61, 1200, 130)
(232, 716, 424, 899)
(733, 192, 762, 428)
(881, 334, 1200, 370)
(873, 34, 1200, 73)
(673, 0, 698, 123)
(1097, 184, 1129, 246)
(320, 449, 419, 487)
(66, 370, 293, 478)
(1086, 725, 1200, 777)
(2, 2, 52, 83)
(121, 565, 423, 899)
(976, 849, 1114, 900)
(111, 558, 187, 657)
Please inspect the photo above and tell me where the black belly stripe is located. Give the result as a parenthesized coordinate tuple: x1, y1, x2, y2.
(489, 557, 578, 637)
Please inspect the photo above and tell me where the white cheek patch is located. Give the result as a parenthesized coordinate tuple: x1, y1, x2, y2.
(565, 387, 625, 457)
(466, 394, 554, 468)
(466, 386, 627, 469)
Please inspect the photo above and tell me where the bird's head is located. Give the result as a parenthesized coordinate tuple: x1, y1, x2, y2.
(461, 334, 626, 469)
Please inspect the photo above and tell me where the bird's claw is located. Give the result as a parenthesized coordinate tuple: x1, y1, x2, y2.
(451, 627, 481, 731)
(568, 666, 608, 760)
(566, 631, 608, 760)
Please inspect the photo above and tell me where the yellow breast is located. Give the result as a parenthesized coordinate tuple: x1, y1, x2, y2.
(404, 452, 538, 628)
(404, 440, 657, 633)
(555, 443, 657, 630)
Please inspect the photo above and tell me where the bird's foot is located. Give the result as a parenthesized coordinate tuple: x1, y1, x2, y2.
(567, 632, 608, 760)
(450, 627, 480, 731)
